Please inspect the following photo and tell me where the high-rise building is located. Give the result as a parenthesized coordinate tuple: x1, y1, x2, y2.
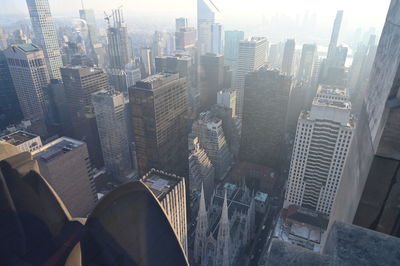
(79, 8, 98, 43)
(233, 37, 267, 118)
(199, 53, 224, 111)
(211, 23, 222, 54)
(140, 47, 153, 77)
(4, 44, 50, 136)
(142, 169, 187, 254)
(175, 17, 188, 32)
(217, 89, 237, 117)
(175, 27, 196, 51)
(106, 8, 129, 93)
(224, 30, 245, 69)
(285, 86, 354, 216)
(106, 9, 129, 70)
(33, 137, 97, 217)
(61, 66, 109, 168)
(331, 1, 400, 237)
(190, 111, 233, 180)
(188, 137, 215, 203)
(0, 50, 23, 129)
(197, 0, 218, 54)
(26, 0, 63, 79)
(327, 10, 344, 60)
(281, 39, 296, 75)
(92, 89, 134, 182)
(125, 60, 142, 88)
(297, 44, 318, 82)
(320, 11, 346, 85)
(0, 130, 42, 152)
(240, 67, 291, 170)
(129, 73, 189, 176)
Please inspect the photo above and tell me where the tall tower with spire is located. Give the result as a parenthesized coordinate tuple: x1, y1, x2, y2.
(194, 185, 209, 264)
(216, 191, 231, 266)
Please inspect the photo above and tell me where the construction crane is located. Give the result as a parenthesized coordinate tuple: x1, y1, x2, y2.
(104, 6, 123, 27)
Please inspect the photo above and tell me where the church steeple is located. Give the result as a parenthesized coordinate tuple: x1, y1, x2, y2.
(194, 184, 209, 264)
(216, 190, 230, 266)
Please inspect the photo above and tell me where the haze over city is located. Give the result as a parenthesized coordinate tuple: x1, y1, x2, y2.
(1, 0, 400, 265)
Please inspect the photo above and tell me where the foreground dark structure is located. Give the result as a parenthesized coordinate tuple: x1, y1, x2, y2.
(0, 143, 188, 266)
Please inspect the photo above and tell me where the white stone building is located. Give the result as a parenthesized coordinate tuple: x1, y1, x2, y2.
(284, 85, 355, 216)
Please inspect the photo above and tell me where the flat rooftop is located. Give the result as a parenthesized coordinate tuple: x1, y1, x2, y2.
(14, 43, 40, 53)
(317, 85, 348, 97)
(135, 73, 179, 90)
(312, 98, 351, 110)
(0, 131, 39, 146)
(33, 137, 84, 162)
(142, 169, 182, 200)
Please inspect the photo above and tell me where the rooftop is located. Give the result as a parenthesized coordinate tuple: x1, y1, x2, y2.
(255, 191, 268, 203)
(317, 85, 348, 97)
(33, 137, 84, 162)
(14, 43, 40, 53)
(312, 98, 352, 110)
(135, 73, 180, 90)
(0, 131, 39, 146)
(141, 169, 183, 200)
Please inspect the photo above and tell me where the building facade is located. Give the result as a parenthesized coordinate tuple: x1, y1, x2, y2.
(26, 0, 63, 79)
(190, 111, 233, 180)
(240, 67, 291, 170)
(4, 44, 50, 136)
(281, 39, 296, 76)
(33, 137, 97, 217)
(189, 137, 215, 205)
(92, 89, 134, 182)
(284, 86, 355, 216)
(61, 66, 109, 168)
(129, 73, 189, 176)
(142, 169, 188, 254)
(297, 44, 318, 82)
(233, 37, 267, 118)
(224, 30, 245, 70)
(0, 50, 23, 129)
(199, 53, 224, 111)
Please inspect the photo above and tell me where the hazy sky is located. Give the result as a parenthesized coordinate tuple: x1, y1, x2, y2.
(1, 0, 392, 35)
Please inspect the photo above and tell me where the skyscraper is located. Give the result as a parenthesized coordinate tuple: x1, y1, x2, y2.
(297, 44, 318, 82)
(190, 111, 233, 180)
(0, 50, 23, 129)
(175, 17, 188, 32)
(61, 66, 109, 168)
(199, 53, 224, 111)
(106, 8, 130, 93)
(92, 89, 134, 182)
(240, 67, 291, 170)
(140, 47, 153, 77)
(107, 8, 129, 70)
(285, 86, 354, 216)
(320, 11, 346, 85)
(175, 27, 196, 51)
(197, 0, 218, 54)
(142, 169, 188, 255)
(79, 8, 98, 43)
(4, 44, 50, 136)
(26, 0, 63, 79)
(327, 10, 344, 60)
(211, 23, 222, 54)
(189, 137, 215, 203)
(33, 137, 97, 217)
(234, 37, 268, 118)
(281, 39, 296, 75)
(129, 73, 189, 176)
(125, 60, 142, 87)
(224, 30, 245, 69)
